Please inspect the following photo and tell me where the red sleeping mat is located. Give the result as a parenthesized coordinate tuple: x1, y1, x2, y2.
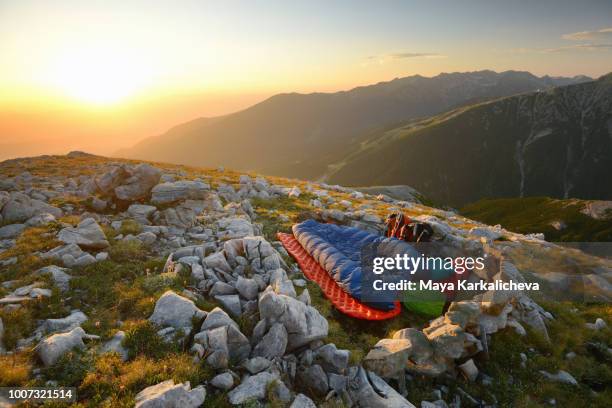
(278, 232, 401, 321)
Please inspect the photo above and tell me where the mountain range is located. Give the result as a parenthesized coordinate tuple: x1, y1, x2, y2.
(327, 73, 612, 206)
(119, 70, 591, 181)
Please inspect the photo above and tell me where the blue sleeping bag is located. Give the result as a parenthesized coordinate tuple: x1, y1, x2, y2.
(293, 219, 420, 310)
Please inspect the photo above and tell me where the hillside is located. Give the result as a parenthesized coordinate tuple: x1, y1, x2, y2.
(118, 71, 590, 180)
(328, 74, 612, 207)
(0, 154, 610, 407)
(461, 197, 612, 242)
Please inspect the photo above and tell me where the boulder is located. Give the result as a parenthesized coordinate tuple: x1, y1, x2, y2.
(210, 372, 234, 391)
(290, 394, 317, 408)
(313, 343, 349, 374)
(58, 218, 109, 249)
(347, 366, 416, 408)
(25, 212, 56, 227)
(37, 265, 71, 292)
(99, 330, 129, 361)
(151, 181, 210, 204)
(149, 291, 206, 331)
(364, 338, 412, 378)
(39, 311, 88, 335)
(258, 289, 328, 350)
(296, 364, 329, 397)
(135, 379, 206, 408)
(243, 356, 272, 374)
(114, 164, 161, 201)
(128, 204, 157, 221)
(214, 294, 242, 318)
(36, 327, 86, 366)
(1, 192, 62, 223)
(217, 216, 254, 239)
(0, 223, 25, 239)
(392, 328, 433, 365)
(227, 371, 279, 405)
(236, 277, 259, 300)
(252, 323, 288, 359)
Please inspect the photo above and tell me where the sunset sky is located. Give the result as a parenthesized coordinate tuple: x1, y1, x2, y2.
(1, 0, 611, 159)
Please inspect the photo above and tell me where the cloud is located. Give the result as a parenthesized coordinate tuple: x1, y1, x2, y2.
(365, 52, 446, 64)
(387, 52, 445, 59)
(544, 43, 612, 53)
(562, 27, 612, 41)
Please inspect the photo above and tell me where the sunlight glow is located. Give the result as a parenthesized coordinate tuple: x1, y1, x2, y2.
(45, 45, 155, 105)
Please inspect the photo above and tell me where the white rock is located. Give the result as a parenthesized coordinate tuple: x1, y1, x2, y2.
(149, 291, 206, 331)
(539, 370, 578, 386)
(290, 394, 317, 408)
(227, 371, 278, 405)
(134, 379, 206, 408)
(99, 330, 129, 361)
(210, 372, 234, 391)
(36, 327, 86, 367)
(258, 289, 328, 350)
(58, 218, 109, 249)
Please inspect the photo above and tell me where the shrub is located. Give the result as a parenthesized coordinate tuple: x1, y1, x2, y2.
(109, 240, 147, 263)
(119, 219, 142, 236)
(123, 320, 178, 360)
(0, 354, 31, 386)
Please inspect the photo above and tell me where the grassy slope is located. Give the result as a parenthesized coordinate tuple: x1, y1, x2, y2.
(461, 197, 612, 242)
(0, 155, 610, 407)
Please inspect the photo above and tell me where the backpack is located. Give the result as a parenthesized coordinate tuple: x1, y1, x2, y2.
(385, 212, 434, 242)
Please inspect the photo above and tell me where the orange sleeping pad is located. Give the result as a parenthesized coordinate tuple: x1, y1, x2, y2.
(278, 232, 401, 321)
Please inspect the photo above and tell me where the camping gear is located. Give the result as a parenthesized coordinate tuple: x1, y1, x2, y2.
(278, 231, 401, 320)
(385, 212, 434, 242)
(291, 219, 398, 311)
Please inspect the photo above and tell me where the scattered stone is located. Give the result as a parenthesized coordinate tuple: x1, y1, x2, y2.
(296, 364, 329, 397)
(258, 289, 328, 350)
(586, 318, 607, 330)
(539, 370, 578, 386)
(347, 366, 416, 408)
(37, 265, 71, 292)
(58, 218, 109, 249)
(149, 291, 206, 332)
(210, 372, 234, 391)
(1, 192, 62, 223)
(236, 277, 259, 301)
(0, 223, 25, 239)
(227, 371, 278, 405)
(252, 323, 288, 359)
(134, 379, 206, 408)
(99, 331, 129, 361)
(364, 338, 412, 378)
(36, 327, 86, 366)
(151, 180, 210, 204)
(39, 311, 88, 335)
(290, 394, 317, 408)
(243, 356, 272, 374)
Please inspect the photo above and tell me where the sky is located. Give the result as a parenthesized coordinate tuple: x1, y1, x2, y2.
(1, 0, 611, 159)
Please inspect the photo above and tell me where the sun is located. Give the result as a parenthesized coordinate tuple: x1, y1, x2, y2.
(46, 46, 152, 105)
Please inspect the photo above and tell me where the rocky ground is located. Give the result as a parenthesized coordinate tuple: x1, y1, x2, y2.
(0, 153, 610, 407)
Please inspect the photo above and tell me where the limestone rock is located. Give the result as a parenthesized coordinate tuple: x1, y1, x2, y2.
(227, 371, 278, 405)
(58, 218, 109, 249)
(36, 327, 86, 367)
(134, 379, 206, 408)
(149, 291, 206, 332)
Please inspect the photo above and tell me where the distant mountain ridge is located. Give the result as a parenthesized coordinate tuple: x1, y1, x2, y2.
(119, 70, 591, 180)
(327, 74, 612, 206)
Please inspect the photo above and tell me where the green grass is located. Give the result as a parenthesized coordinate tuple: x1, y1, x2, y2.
(461, 197, 612, 242)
